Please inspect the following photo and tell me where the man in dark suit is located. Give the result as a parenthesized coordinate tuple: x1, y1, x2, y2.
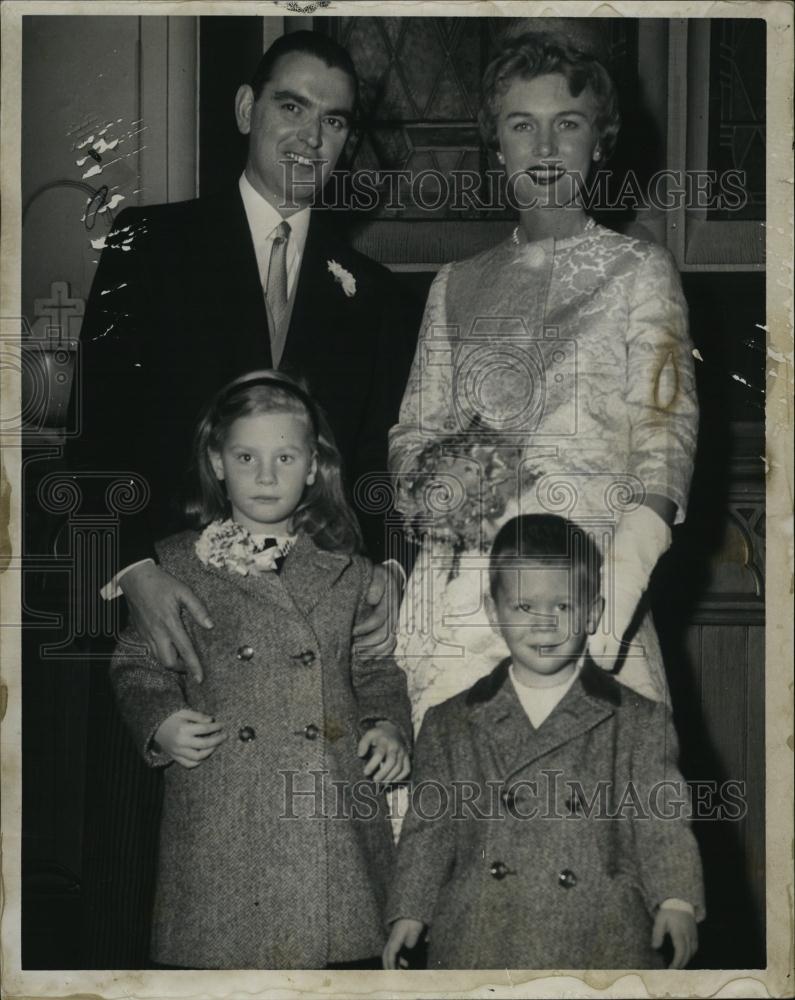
(73, 30, 419, 676)
(70, 30, 419, 966)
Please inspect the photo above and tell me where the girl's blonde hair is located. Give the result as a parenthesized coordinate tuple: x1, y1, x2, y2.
(185, 370, 363, 554)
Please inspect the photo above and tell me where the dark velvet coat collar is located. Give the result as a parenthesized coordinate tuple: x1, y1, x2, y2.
(464, 656, 622, 778)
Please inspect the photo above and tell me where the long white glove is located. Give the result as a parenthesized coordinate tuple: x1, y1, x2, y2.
(589, 504, 672, 671)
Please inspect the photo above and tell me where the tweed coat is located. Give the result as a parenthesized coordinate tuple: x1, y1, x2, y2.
(387, 658, 705, 969)
(110, 529, 412, 969)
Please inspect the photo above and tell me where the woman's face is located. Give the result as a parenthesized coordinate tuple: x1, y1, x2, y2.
(495, 72, 601, 209)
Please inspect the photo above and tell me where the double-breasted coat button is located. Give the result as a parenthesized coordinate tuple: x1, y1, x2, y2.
(236, 645, 254, 661)
(238, 726, 256, 742)
(291, 650, 316, 666)
(490, 861, 510, 880)
(558, 868, 578, 889)
(303, 723, 319, 740)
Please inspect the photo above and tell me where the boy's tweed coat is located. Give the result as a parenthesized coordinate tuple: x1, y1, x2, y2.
(110, 529, 412, 970)
(388, 659, 705, 969)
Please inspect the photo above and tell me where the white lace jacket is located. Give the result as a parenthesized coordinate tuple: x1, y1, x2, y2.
(389, 223, 698, 534)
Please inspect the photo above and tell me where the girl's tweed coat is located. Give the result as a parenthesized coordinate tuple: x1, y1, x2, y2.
(110, 529, 412, 969)
(388, 659, 705, 969)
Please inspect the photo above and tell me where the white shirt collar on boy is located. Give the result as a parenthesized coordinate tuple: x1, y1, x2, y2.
(509, 655, 584, 729)
(238, 172, 311, 296)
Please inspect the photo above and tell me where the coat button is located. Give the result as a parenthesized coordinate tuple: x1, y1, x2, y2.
(303, 723, 319, 740)
(236, 645, 254, 661)
(500, 790, 516, 813)
(490, 861, 509, 880)
(291, 650, 316, 666)
(238, 726, 256, 742)
(558, 868, 578, 889)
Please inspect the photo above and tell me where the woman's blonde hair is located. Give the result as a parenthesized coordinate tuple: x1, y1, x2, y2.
(478, 35, 621, 160)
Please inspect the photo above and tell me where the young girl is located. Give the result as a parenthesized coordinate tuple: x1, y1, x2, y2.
(110, 370, 412, 970)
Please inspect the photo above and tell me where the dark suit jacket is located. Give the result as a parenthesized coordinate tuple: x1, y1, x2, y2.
(69, 187, 420, 566)
(388, 658, 705, 969)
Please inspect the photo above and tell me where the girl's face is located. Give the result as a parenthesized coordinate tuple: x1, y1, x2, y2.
(210, 411, 317, 536)
(495, 72, 601, 210)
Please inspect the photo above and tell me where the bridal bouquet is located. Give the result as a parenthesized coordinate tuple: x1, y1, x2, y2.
(399, 431, 541, 579)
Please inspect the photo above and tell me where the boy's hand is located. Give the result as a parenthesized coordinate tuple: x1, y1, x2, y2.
(651, 907, 698, 968)
(382, 918, 424, 969)
(357, 720, 410, 784)
(153, 709, 226, 769)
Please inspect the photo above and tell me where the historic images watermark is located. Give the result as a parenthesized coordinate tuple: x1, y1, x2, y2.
(279, 164, 750, 214)
(279, 768, 748, 823)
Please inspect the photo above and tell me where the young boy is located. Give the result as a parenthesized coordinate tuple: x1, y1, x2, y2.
(383, 514, 704, 970)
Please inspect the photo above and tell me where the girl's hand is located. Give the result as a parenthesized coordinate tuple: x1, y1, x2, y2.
(651, 907, 698, 968)
(383, 918, 424, 969)
(153, 709, 226, 768)
(357, 720, 410, 784)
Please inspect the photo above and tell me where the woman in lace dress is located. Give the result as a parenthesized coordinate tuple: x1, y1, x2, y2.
(389, 36, 698, 729)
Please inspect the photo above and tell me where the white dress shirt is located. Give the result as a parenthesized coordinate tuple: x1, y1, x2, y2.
(509, 658, 582, 729)
(238, 172, 310, 296)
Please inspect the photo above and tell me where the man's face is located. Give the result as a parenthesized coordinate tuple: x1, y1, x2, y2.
(235, 51, 355, 212)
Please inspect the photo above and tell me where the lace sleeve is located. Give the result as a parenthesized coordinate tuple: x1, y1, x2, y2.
(388, 264, 454, 509)
(625, 246, 699, 523)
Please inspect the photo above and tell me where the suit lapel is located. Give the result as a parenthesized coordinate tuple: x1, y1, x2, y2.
(281, 216, 342, 371)
(470, 660, 617, 779)
(196, 188, 273, 369)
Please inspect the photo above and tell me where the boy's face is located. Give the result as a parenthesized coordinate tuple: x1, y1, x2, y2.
(486, 562, 602, 685)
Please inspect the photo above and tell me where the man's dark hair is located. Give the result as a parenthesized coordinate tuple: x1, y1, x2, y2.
(250, 30, 359, 113)
(489, 514, 602, 602)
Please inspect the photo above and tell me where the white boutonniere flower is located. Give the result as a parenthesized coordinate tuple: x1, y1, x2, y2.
(327, 259, 356, 297)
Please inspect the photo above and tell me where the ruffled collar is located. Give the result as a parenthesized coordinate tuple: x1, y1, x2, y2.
(194, 519, 297, 576)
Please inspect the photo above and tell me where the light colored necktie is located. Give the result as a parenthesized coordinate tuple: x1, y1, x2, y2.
(265, 220, 291, 367)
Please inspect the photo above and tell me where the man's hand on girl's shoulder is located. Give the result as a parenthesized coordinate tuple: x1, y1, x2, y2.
(352, 561, 404, 657)
(120, 562, 213, 682)
(153, 709, 227, 769)
(357, 720, 410, 784)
